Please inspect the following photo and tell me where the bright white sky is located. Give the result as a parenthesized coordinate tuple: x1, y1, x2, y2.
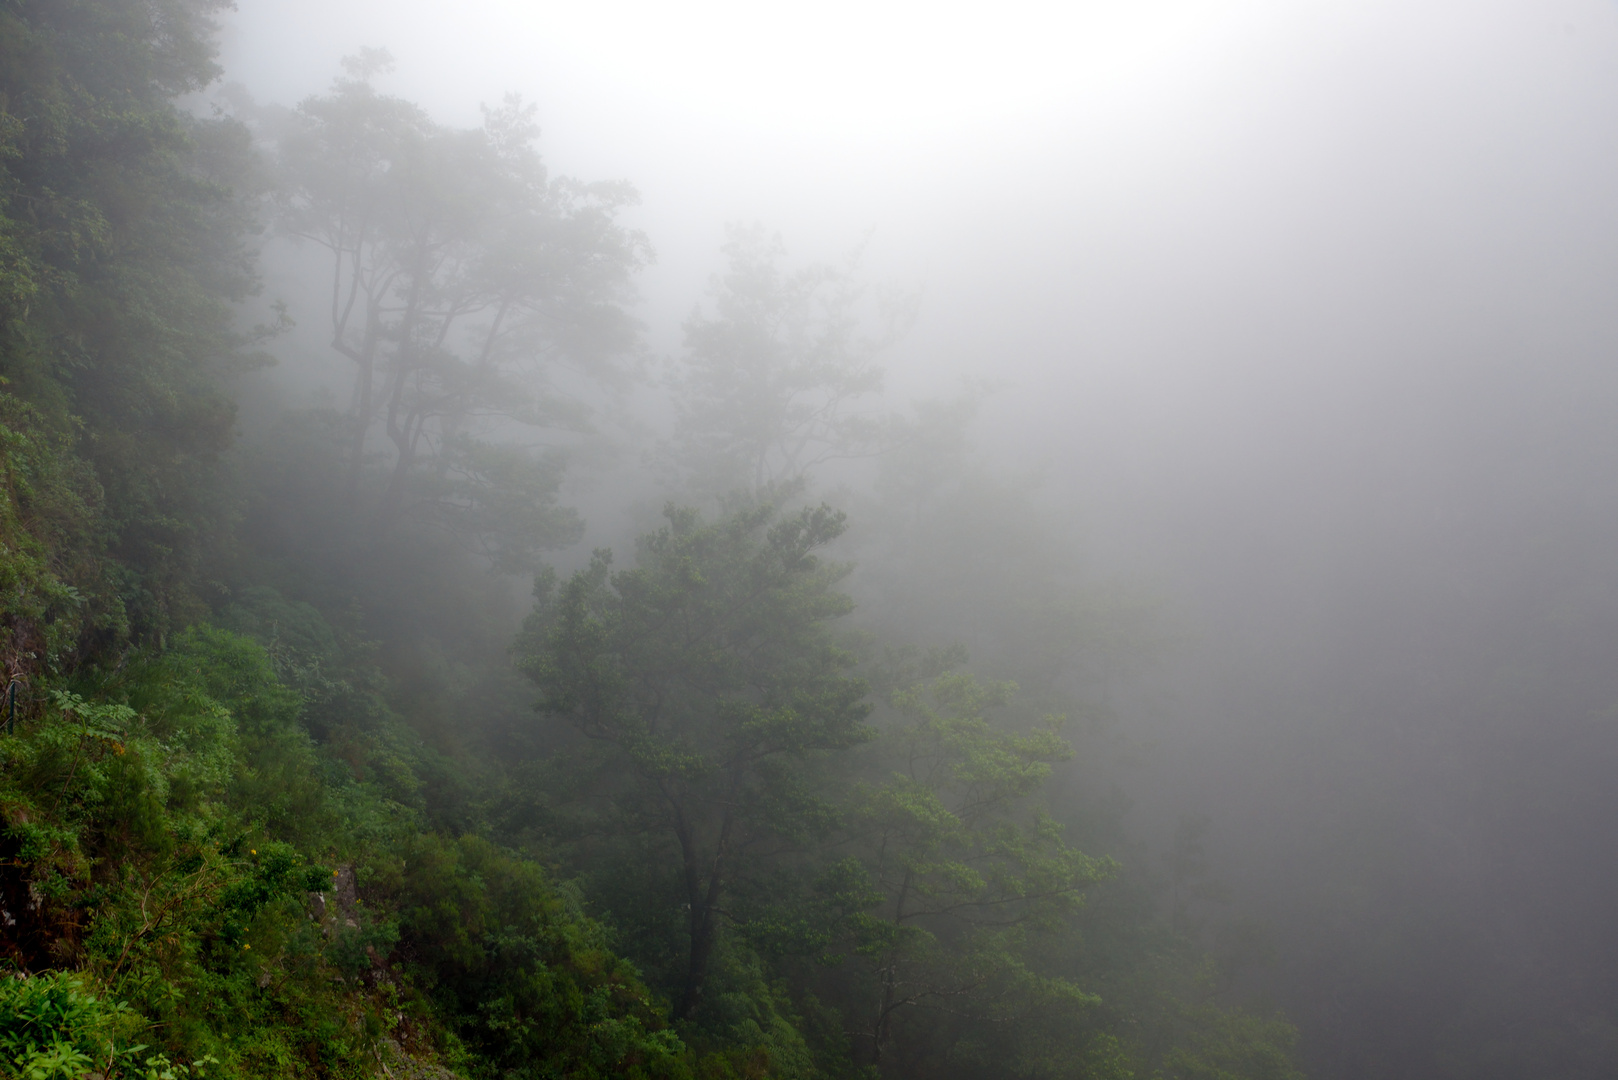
(216, 0, 1281, 321)
(219, 0, 1232, 141)
(218, 0, 1618, 414)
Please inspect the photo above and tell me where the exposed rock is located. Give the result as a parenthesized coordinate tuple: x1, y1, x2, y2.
(377, 1038, 464, 1080)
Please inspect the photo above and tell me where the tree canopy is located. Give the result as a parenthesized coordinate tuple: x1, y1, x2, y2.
(520, 498, 872, 1019)
(272, 56, 648, 568)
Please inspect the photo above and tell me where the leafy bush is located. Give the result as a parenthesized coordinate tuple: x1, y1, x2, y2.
(0, 970, 132, 1078)
(372, 832, 688, 1079)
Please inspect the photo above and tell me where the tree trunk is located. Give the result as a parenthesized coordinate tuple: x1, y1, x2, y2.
(676, 807, 734, 1020)
(679, 886, 722, 1020)
(871, 869, 913, 1062)
(343, 334, 377, 509)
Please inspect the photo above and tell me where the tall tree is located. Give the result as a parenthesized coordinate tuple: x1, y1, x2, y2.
(671, 225, 913, 493)
(0, 0, 261, 647)
(518, 498, 873, 1018)
(273, 56, 648, 569)
(832, 671, 1115, 1067)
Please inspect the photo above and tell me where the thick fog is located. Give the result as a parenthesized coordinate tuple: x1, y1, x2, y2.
(216, 1, 1618, 1075)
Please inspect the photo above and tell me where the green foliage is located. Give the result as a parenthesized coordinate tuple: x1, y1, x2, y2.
(1160, 1003, 1306, 1080)
(369, 832, 686, 1079)
(519, 497, 872, 1022)
(0, 969, 134, 1079)
(0, 624, 698, 1079)
(804, 672, 1117, 1070)
(0, 0, 263, 646)
(0, 390, 115, 678)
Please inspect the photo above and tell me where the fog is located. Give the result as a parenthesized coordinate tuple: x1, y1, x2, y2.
(216, 1, 1618, 1075)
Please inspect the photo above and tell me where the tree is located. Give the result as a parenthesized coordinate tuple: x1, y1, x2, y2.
(0, 0, 263, 647)
(517, 497, 873, 1019)
(670, 225, 914, 493)
(829, 671, 1115, 1068)
(272, 55, 648, 568)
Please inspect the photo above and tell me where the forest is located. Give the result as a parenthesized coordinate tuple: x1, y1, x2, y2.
(0, 2, 1297, 1077)
(7, 2, 1618, 1079)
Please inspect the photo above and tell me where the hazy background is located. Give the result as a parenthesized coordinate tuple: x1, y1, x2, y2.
(217, 1, 1618, 1075)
